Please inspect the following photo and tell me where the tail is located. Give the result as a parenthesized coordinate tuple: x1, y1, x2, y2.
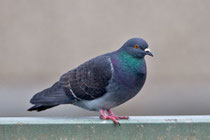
(28, 104, 58, 112)
(28, 82, 71, 112)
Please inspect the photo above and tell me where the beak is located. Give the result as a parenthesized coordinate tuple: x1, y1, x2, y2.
(144, 48, 154, 57)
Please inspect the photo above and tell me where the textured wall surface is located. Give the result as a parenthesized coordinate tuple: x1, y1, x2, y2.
(0, 0, 210, 117)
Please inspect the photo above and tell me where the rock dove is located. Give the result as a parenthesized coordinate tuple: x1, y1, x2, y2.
(28, 38, 153, 124)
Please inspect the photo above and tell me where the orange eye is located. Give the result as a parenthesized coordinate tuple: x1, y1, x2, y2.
(134, 45, 139, 49)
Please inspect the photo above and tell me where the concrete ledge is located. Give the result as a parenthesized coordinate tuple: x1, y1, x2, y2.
(1, 116, 210, 140)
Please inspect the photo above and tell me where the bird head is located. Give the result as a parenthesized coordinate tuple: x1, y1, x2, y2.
(120, 38, 153, 58)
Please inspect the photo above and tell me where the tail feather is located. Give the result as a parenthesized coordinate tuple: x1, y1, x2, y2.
(28, 105, 58, 112)
(28, 82, 71, 112)
(30, 82, 71, 105)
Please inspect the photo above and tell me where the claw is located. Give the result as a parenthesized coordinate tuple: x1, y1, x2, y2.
(118, 116, 129, 120)
(99, 109, 129, 125)
(107, 109, 129, 120)
(99, 110, 120, 125)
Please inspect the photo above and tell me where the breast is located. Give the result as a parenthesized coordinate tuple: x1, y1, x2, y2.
(111, 71, 146, 96)
(105, 57, 147, 104)
(112, 57, 147, 89)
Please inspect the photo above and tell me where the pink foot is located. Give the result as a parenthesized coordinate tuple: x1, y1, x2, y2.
(107, 109, 129, 120)
(99, 110, 120, 125)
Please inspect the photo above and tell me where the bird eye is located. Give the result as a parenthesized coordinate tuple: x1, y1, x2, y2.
(134, 45, 139, 49)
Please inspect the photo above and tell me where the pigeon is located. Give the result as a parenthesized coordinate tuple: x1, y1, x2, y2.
(28, 38, 153, 124)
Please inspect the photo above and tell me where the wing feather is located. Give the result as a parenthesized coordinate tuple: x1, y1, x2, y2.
(59, 55, 113, 101)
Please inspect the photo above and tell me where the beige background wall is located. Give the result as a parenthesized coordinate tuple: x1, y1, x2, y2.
(0, 0, 210, 117)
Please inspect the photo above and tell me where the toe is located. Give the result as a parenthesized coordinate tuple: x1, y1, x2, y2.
(99, 115, 105, 119)
(108, 116, 119, 124)
(118, 116, 129, 120)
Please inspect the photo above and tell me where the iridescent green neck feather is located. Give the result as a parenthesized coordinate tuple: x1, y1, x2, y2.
(117, 50, 145, 73)
(111, 50, 147, 88)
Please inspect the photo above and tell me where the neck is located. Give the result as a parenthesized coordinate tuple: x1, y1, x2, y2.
(117, 50, 145, 72)
(111, 50, 147, 88)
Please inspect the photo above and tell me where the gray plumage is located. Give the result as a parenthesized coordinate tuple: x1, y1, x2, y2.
(28, 38, 153, 112)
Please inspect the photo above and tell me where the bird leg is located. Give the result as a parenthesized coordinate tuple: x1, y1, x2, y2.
(107, 109, 129, 120)
(99, 110, 119, 125)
